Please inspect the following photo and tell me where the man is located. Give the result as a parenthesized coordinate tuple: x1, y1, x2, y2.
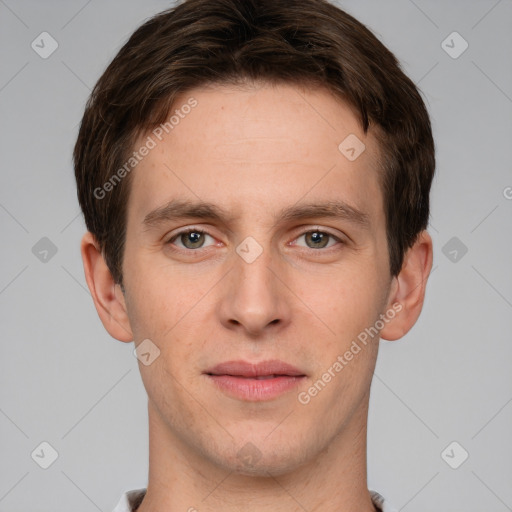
(74, 0, 434, 510)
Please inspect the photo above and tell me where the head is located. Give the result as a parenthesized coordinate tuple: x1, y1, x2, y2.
(75, 0, 434, 476)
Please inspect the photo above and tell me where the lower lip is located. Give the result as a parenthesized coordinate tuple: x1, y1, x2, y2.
(207, 375, 305, 401)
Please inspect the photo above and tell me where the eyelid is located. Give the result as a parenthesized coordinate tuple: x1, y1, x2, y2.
(292, 224, 342, 238)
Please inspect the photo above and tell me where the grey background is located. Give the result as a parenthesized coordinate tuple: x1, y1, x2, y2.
(1, 0, 511, 511)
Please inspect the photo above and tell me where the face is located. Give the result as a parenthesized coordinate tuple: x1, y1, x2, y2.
(120, 82, 395, 475)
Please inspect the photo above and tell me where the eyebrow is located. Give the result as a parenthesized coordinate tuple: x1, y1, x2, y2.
(142, 198, 370, 230)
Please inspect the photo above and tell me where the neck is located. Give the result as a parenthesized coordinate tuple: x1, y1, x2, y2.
(136, 399, 377, 512)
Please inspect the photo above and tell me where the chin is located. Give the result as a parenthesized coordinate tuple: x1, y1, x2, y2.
(211, 440, 313, 478)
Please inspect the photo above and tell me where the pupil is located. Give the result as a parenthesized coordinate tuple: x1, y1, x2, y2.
(184, 231, 202, 248)
(308, 232, 327, 248)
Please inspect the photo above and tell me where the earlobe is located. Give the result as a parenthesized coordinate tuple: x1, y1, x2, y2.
(80, 232, 133, 342)
(380, 230, 433, 341)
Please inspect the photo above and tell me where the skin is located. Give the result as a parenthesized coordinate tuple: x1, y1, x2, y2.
(81, 81, 433, 512)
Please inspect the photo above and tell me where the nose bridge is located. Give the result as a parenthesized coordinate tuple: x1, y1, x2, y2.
(234, 235, 279, 303)
(236, 237, 275, 292)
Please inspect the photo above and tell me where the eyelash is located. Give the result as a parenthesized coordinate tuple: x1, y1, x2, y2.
(165, 226, 344, 253)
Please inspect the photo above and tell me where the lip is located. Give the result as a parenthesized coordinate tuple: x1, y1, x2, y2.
(206, 359, 305, 378)
(204, 359, 306, 402)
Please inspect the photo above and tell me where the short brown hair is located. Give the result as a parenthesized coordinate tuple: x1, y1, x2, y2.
(74, 0, 435, 286)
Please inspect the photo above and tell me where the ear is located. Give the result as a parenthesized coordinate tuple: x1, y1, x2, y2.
(380, 230, 433, 341)
(80, 232, 133, 342)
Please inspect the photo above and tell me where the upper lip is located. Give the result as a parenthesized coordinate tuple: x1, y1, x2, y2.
(205, 359, 305, 377)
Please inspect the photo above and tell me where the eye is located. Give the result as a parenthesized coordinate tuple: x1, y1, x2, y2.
(166, 229, 216, 250)
(165, 227, 343, 253)
(293, 229, 341, 250)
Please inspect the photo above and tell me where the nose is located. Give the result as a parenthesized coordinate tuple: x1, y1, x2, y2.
(217, 241, 291, 337)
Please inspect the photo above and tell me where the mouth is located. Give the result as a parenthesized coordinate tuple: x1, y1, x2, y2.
(223, 374, 289, 380)
(204, 359, 306, 401)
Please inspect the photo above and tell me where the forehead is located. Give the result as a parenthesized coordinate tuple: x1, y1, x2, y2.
(127, 82, 384, 230)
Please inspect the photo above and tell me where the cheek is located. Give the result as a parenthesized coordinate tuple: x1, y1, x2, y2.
(123, 260, 212, 375)
(300, 267, 384, 402)
(304, 261, 384, 338)
(123, 284, 165, 340)
(122, 250, 188, 337)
